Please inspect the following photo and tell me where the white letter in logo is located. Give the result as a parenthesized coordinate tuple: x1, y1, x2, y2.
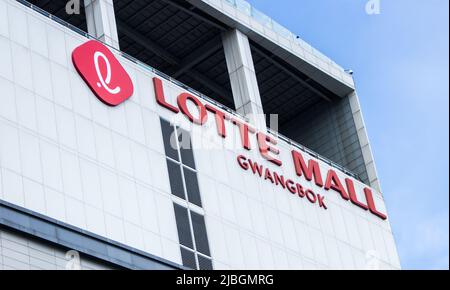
(65, 250, 81, 270)
(66, 0, 80, 15)
(94, 51, 121, 94)
(365, 0, 381, 15)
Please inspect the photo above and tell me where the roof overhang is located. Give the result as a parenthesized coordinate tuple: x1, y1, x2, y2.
(188, 0, 355, 97)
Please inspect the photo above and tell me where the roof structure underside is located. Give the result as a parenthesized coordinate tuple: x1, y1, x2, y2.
(27, 0, 339, 114)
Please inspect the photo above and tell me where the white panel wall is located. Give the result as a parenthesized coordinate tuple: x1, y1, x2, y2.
(0, 0, 181, 265)
(0, 227, 114, 270)
(0, 0, 400, 269)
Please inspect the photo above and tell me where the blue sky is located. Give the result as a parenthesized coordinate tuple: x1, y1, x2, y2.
(246, 0, 449, 269)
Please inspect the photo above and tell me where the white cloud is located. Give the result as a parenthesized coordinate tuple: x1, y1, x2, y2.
(396, 211, 449, 269)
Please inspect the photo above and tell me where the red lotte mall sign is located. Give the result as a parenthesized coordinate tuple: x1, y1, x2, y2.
(72, 40, 387, 220)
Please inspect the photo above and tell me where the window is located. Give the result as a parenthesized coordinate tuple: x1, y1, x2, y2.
(180, 247, 197, 269)
(161, 119, 179, 161)
(178, 128, 196, 169)
(167, 160, 185, 200)
(160, 119, 200, 205)
(190, 212, 210, 256)
(197, 255, 213, 270)
(173, 204, 193, 249)
(160, 118, 212, 270)
(183, 168, 202, 207)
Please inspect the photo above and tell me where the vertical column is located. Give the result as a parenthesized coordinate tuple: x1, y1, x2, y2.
(348, 91, 382, 192)
(84, 0, 120, 49)
(222, 29, 266, 130)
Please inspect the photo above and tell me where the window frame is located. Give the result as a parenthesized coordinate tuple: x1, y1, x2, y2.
(160, 118, 212, 270)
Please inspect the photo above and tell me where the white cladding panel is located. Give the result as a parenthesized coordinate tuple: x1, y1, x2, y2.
(0, 227, 115, 270)
(0, 0, 400, 269)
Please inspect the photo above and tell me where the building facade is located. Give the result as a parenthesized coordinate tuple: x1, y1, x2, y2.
(0, 0, 400, 270)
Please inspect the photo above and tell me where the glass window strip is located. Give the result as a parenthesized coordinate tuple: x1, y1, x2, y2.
(173, 204, 194, 249)
(160, 119, 179, 161)
(180, 247, 197, 269)
(183, 167, 202, 207)
(166, 159, 186, 200)
(197, 254, 213, 270)
(190, 211, 211, 256)
(160, 117, 212, 270)
(177, 127, 196, 169)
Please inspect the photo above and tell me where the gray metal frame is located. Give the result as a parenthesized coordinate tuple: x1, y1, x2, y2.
(0, 200, 186, 270)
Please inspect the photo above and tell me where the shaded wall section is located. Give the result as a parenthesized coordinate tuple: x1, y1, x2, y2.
(281, 96, 369, 185)
(0, 226, 117, 270)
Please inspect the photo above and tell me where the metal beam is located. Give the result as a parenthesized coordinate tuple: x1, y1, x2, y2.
(40, 0, 53, 9)
(124, 1, 163, 25)
(173, 36, 222, 78)
(117, 20, 180, 65)
(252, 46, 332, 102)
(159, 0, 227, 31)
(189, 70, 232, 100)
(117, 20, 231, 100)
(132, 4, 171, 33)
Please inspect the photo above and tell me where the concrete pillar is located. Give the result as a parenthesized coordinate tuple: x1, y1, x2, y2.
(84, 0, 120, 49)
(222, 29, 266, 130)
(348, 91, 382, 192)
